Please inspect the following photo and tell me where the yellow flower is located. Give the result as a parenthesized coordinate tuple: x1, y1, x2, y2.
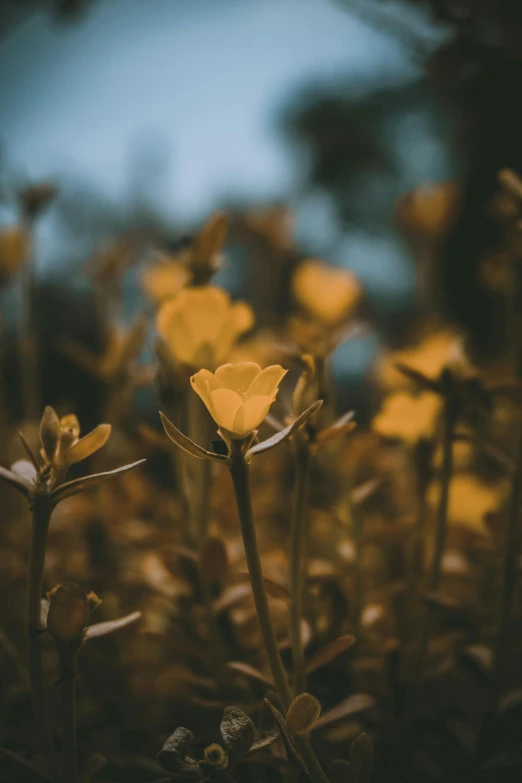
(244, 205, 294, 250)
(375, 330, 466, 389)
(292, 259, 361, 325)
(397, 181, 459, 240)
(190, 362, 287, 439)
(427, 473, 509, 536)
(157, 286, 254, 369)
(141, 255, 191, 304)
(372, 391, 442, 444)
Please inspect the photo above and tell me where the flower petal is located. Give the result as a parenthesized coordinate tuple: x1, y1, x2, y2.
(190, 370, 220, 416)
(230, 301, 255, 336)
(215, 362, 262, 394)
(60, 415, 81, 440)
(210, 388, 243, 432)
(39, 406, 60, 462)
(293, 260, 361, 324)
(233, 395, 273, 436)
(246, 365, 287, 398)
(67, 424, 111, 465)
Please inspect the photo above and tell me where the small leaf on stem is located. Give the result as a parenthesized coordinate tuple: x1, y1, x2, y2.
(0, 465, 32, 498)
(304, 635, 356, 675)
(67, 424, 111, 464)
(246, 400, 323, 458)
(286, 693, 321, 735)
(50, 459, 146, 503)
(160, 411, 225, 461)
(84, 611, 141, 641)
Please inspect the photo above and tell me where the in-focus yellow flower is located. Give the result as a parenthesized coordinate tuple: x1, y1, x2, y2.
(141, 255, 191, 304)
(293, 259, 361, 325)
(190, 362, 287, 439)
(372, 391, 442, 444)
(157, 286, 254, 369)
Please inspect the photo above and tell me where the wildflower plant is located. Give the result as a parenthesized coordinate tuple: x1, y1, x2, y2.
(0, 406, 144, 783)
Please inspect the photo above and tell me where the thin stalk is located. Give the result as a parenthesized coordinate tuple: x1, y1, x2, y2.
(493, 417, 522, 692)
(187, 393, 213, 541)
(428, 400, 455, 594)
(415, 397, 455, 685)
(352, 495, 364, 632)
(228, 443, 329, 783)
(28, 496, 61, 783)
(58, 651, 77, 783)
(410, 440, 432, 601)
(289, 438, 312, 694)
(344, 469, 363, 631)
(18, 225, 39, 422)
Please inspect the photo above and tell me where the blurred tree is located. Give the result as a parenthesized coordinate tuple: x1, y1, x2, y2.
(0, 0, 97, 37)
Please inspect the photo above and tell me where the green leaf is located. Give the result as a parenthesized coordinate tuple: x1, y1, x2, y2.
(50, 459, 146, 503)
(66, 424, 111, 465)
(348, 733, 373, 783)
(286, 693, 321, 735)
(0, 466, 31, 498)
(246, 400, 322, 458)
(160, 411, 225, 461)
(304, 635, 356, 675)
(84, 611, 141, 641)
(263, 698, 303, 769)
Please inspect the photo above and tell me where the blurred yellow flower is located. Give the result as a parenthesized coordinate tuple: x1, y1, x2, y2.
(397, 181, 459, 241)
(427, 473, 509, 535)
(191, 362, 287, 439)
(376, 330, 466, 389)
(141, 255, 191, 304)
(229, 331, 282, 367)
(372, 391, 442, 444)
(292, 259, 361, 325)
(244, 205, 294, 250)
(157, 286, 254, 369)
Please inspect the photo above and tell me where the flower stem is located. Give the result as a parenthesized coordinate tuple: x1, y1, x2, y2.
(493, 417, 522, 693)
(228, 443, 329, 783)
(415, 397, 455, 685)
(28, 496, 61, 783)
(58, 651, 77, 783)
(343, 468, 363, 631)
(187, 392, 213, 541)
(19, 225, 39, 422)
(289, 437, 312, 694)
(410, 440, 432, 601)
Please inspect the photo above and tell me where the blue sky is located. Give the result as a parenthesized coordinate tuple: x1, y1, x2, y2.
(0, 0, 422, 221)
